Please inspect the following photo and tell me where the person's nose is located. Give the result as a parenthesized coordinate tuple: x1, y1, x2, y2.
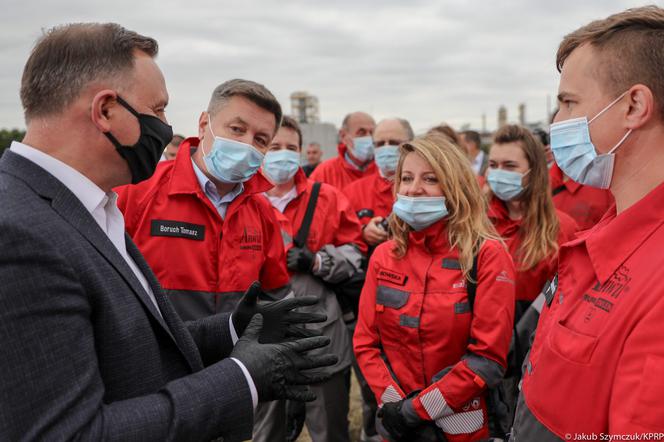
(404, 178, 426, 197)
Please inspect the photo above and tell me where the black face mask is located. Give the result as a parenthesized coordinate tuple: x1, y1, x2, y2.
(103, 96, 173, 184)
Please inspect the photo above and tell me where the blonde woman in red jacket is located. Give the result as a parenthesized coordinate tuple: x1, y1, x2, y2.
(354, 135, 515, 441)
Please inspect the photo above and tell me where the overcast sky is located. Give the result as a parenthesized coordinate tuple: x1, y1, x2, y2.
(0, 0, 649, 136)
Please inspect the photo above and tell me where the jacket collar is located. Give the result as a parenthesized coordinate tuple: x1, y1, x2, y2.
(408, 219, 450, 252)
(549, 163, 581, 195)
(293, 168, 309, 195)
(487, 196, 521, 237)
(574, 181, 664, 283)
(337, 143, 376, 174)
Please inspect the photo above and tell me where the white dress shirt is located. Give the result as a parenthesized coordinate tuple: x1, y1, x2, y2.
(265, 186, 298, 213)
(191, 158, 243, 219)
(11, 142, 258, 409)
(10, 141, 161, 316)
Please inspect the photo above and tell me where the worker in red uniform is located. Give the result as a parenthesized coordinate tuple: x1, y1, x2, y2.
(253, 116, 366, 442)
(354, 134, 515, 442)
(344, 118, 414, 250)
(485, 124, 579, 421)
(117, 79, 290, 321)
(512, 6, 664, 439)
(487, 125, 579, 304)
(309, 111, 376, 192)
(549, 161, 614, 230)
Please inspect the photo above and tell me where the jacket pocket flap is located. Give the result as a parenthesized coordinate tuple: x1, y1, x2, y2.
(376, 286, 410, 309)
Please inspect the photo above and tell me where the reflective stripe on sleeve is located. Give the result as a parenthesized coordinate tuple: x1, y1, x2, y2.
(419, 388, 452, 420)
(380, 385, 403, 404)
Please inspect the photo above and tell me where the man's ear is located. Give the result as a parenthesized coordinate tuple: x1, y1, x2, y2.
(625, 84, 655, 130)
(90, 90, 118, 133)
(198, 111, 208, 140)
(339, 128, 350, 147)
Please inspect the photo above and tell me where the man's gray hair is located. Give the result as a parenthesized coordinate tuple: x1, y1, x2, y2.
(398, 118, 415, 141)
(207, 79, 282, 130)
(20, 23, 158, 122)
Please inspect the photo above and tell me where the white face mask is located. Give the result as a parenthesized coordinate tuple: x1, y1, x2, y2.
(550, 91, 631, 189)
(351, 136, 375, 162)
(202, 115, 265, 183)
(262, 150, 300, 184)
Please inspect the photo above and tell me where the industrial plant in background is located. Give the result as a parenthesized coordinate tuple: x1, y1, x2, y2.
(290, 91, 338, 161)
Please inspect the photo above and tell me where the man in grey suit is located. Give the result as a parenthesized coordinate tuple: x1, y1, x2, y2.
(0, 23, 336, 441)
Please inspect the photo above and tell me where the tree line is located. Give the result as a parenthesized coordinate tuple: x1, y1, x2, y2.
(0, 129, 26, 155)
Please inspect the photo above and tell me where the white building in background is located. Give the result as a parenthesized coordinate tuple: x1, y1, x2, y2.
(290, 91, 338, 161)
(300, 123, 339, 161)
(291, 91, 320, 124)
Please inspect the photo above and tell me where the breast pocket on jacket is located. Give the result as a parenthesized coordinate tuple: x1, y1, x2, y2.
(375, 285, 418, 349)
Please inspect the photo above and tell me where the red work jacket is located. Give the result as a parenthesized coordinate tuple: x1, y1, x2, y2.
(521, 180, 664, 436)
(343, 172, 394, 226)
(116, 138, 289, 321)
(276, 169, 367, 255)
(488, 196, 579, 302)
(309, 143, 376, 192)
(549, 163, 614, 231)
(354, 221, 515, 441)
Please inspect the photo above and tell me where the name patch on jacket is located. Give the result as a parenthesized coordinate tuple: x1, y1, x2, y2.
(150, 220, 205, 241)
(377, 268, 408, 286)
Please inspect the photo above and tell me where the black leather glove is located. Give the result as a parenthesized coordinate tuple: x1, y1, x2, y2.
(232, 281, 326, 343)
(287, 247, 316, 273)
(230, 315, 338, 402)
(378, 399, 423, 441)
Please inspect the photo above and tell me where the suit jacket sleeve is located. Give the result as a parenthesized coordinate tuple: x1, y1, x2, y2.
(0, 221, 253, 442)
(186, 313, 235, 366)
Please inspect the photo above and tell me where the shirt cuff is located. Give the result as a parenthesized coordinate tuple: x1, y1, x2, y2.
(229, 314, 239, 344)
(230, 357, 258, 410)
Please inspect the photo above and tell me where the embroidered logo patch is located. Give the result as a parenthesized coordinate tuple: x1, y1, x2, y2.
(495, 270, 514, 285)
(240, 227, 262, 251)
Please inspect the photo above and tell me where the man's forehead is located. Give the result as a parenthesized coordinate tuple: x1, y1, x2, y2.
(348, 113, 375, 130)
(558, 44, 602, 97)
(374, 120, 406, 139)
(127, 54, 168, 105)
(214, 96, 276, 134)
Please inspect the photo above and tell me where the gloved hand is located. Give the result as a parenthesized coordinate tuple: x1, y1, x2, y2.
(377, 398, 423, 441)
(287, 247, 316, 273)
(231, 314, 338, 402)
(232, 281, 326, 343)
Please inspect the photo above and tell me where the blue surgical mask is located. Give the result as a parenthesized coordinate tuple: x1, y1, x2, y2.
(351, 136, 375, 162)
(487, 168, 528, 201)
(263, 150, 300, 184)
(202, 116, 265, 183)
(392, 194, 448, 231)
(550, 91, 631, 189)
(374, 145, 399, 176)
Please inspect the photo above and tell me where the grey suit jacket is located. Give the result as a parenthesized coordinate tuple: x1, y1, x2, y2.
(0, 151, 253, 441)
